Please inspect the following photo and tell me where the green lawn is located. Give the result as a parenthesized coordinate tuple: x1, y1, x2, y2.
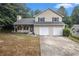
(69, 35, 79, 43)
(0, 33, 40, 56)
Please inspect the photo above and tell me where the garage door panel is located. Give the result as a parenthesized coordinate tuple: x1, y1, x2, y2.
(52, 27, 63, 36)
(39, 27, 49, 35)
(39, 26, 63, 36)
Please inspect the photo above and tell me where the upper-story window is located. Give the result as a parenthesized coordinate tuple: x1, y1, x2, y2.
(38, 17, 45, 22)
(52, 17, 59, 22)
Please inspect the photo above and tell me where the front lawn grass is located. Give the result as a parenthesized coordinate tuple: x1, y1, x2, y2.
(69, 35, 79, 43)
(0, 33, 40, 56)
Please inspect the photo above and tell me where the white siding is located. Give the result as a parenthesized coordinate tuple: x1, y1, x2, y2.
(35, 9, 62, 22)
(34, 25, 64, 36)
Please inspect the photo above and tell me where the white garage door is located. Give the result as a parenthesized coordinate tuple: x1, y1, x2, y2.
(39, 27, 49, 35)
(52, 27, 63, 36)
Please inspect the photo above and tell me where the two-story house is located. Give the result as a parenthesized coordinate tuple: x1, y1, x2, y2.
(14, 8, 65, 36)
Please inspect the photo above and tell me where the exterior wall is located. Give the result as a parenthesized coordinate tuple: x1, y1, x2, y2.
(34, 25, 39, 35)
(34, 25, 64, 35)
(35, 9, 62, 22)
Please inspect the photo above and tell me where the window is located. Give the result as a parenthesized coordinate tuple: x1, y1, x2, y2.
(38, 17, 45, 22)
(52, 17, 59, 22)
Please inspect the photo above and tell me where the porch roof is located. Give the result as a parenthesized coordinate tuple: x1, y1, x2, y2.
(14, 18, 35, 25)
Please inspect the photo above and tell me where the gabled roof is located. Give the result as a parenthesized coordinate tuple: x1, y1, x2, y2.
(14, 18, 35, 25)
(34, 8, 64, 17)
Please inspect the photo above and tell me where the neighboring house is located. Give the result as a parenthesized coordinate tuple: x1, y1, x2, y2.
(14, 8, 65, 36)
(71, 25, 79, 36)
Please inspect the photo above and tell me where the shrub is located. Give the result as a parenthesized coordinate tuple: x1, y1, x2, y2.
(63, 28, 70, 37)
(0, 24, 14, 33)
(65, 24, 69, 28)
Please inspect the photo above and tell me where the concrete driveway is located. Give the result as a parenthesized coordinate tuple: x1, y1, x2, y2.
(40, 36, 79, 56)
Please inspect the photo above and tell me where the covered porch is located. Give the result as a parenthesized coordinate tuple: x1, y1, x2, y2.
(14, 25, 34, 34)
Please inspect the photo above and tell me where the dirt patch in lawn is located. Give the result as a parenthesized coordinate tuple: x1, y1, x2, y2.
(0, 33, 40, 56)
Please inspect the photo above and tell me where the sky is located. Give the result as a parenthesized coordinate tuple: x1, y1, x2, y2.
(26, 3, 79, 16)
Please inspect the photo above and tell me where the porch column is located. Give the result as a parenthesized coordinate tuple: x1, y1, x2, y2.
(28, 26, 30, 32)
(14, 25, 17, 32)
(21, 25, 24, 32)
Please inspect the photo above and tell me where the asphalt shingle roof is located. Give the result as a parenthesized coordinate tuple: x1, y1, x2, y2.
(14, 18, 35, 25)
